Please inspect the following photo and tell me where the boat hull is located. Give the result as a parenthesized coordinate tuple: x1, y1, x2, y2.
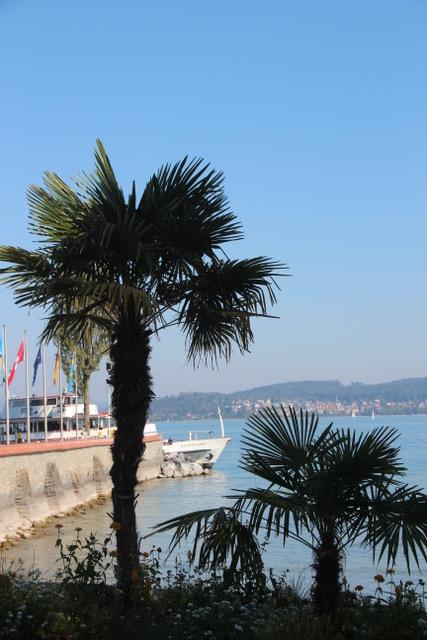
(163, 436, 231, 468)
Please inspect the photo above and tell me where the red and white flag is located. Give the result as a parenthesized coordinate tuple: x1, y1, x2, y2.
(8, 338, 24, 386)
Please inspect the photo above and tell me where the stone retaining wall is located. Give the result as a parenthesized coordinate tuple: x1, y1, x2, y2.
(0, 440, 163, 543)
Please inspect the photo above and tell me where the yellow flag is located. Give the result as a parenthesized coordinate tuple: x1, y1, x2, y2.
(53, 352, 60, 385)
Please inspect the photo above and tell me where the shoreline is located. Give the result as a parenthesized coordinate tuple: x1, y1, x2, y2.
(0, 492, 110, 551)
(154, 411, 427, 422)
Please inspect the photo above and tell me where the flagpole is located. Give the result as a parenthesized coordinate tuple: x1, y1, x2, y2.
(58, 348, 63, 440)
(3, 325, 9, 446)
(108, 386, 111, 432)
(24, 331, 30, 443)
(42, 341, 48, 442)
(74, 350, 78, 440)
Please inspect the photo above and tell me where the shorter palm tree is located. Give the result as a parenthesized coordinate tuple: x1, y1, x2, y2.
(153, 406, 427, 613)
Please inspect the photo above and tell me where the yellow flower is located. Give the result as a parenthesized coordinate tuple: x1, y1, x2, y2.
(74, 527, 82, 533)
(109, 522, 122, 531)
(355, 585, 364, 592)
(142, 551, 150, 558)
(374, 574, 385, 583)
(395, 586, 402, 596)
(55, 523, 64, 529)
(386, 568, 395, 575)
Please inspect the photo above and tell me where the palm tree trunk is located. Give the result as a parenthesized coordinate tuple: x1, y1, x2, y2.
(313, 534, 341, 614)
(83, 384, 90, 433)
(109, 315, 154, 593)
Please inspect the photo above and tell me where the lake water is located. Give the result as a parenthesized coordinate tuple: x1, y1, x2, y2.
(3, 414, 427, 591)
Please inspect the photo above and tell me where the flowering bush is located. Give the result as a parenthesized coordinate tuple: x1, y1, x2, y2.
(0, 530, 426, 639)
(55, 528, 113, 585)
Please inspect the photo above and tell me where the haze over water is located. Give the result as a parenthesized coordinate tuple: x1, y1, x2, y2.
(4, 414, 427, 591)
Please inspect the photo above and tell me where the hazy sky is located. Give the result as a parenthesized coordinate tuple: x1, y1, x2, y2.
(0, 0, 426, 404)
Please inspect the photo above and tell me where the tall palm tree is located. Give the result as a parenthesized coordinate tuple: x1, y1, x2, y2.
(153, 406, 427, 613)
(0, 141, 285, 590)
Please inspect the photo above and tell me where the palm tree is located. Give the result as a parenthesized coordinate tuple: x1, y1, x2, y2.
(0, 141, 285, 591)
(153, 406, 427, 613)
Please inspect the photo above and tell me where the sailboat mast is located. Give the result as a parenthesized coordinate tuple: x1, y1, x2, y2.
(218, 406, 225, 438)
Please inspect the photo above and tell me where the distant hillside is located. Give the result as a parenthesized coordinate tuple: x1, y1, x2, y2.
(150, 377, 427, 420)
(228, 378, 427, 403)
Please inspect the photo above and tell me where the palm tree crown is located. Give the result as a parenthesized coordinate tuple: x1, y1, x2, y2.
(0, 141, 284, 358)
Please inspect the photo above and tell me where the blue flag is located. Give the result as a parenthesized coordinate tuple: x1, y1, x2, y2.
(32, 345, 42, 386)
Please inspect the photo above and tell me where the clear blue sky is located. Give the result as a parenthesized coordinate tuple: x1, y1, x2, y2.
(0, 0, 426, 403)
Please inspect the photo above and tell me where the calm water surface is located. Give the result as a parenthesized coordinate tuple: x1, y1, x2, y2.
(3, 414, 427, 590)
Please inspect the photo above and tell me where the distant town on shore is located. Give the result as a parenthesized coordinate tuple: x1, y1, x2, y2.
(150, 377, 427, 421)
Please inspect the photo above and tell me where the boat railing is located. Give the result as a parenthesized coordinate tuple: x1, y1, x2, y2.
(188, 430, 214, 441)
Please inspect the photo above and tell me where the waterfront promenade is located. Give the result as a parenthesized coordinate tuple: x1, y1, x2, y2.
(0, 438, 114, 457)
(0, 431, 161, 457)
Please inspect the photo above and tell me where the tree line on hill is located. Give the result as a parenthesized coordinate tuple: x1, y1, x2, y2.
(149, 377, 427, 420)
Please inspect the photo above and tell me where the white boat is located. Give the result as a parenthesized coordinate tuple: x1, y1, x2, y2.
(162, 408, 231, 468)
(0, 393, 115, 442)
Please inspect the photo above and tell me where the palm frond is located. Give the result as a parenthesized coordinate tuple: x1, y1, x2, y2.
(27, 175, 89, 241)
(135, 157, 246, 290)
(362, 483, 427, 571)
(326, 426, 405, 488)
(41, 308, 113, 344)
(241, 405, 334, 481)
(179, 258, 286, 365)
(141, 156, 242, 251)
(232, 488, 316, 549)
(148, 506, 264, 583)
(0, 246, 56, 307)
(82, 139, 126, 215)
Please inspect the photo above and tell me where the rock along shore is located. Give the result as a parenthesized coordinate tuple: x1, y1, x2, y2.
(159, 451, 209, 478)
